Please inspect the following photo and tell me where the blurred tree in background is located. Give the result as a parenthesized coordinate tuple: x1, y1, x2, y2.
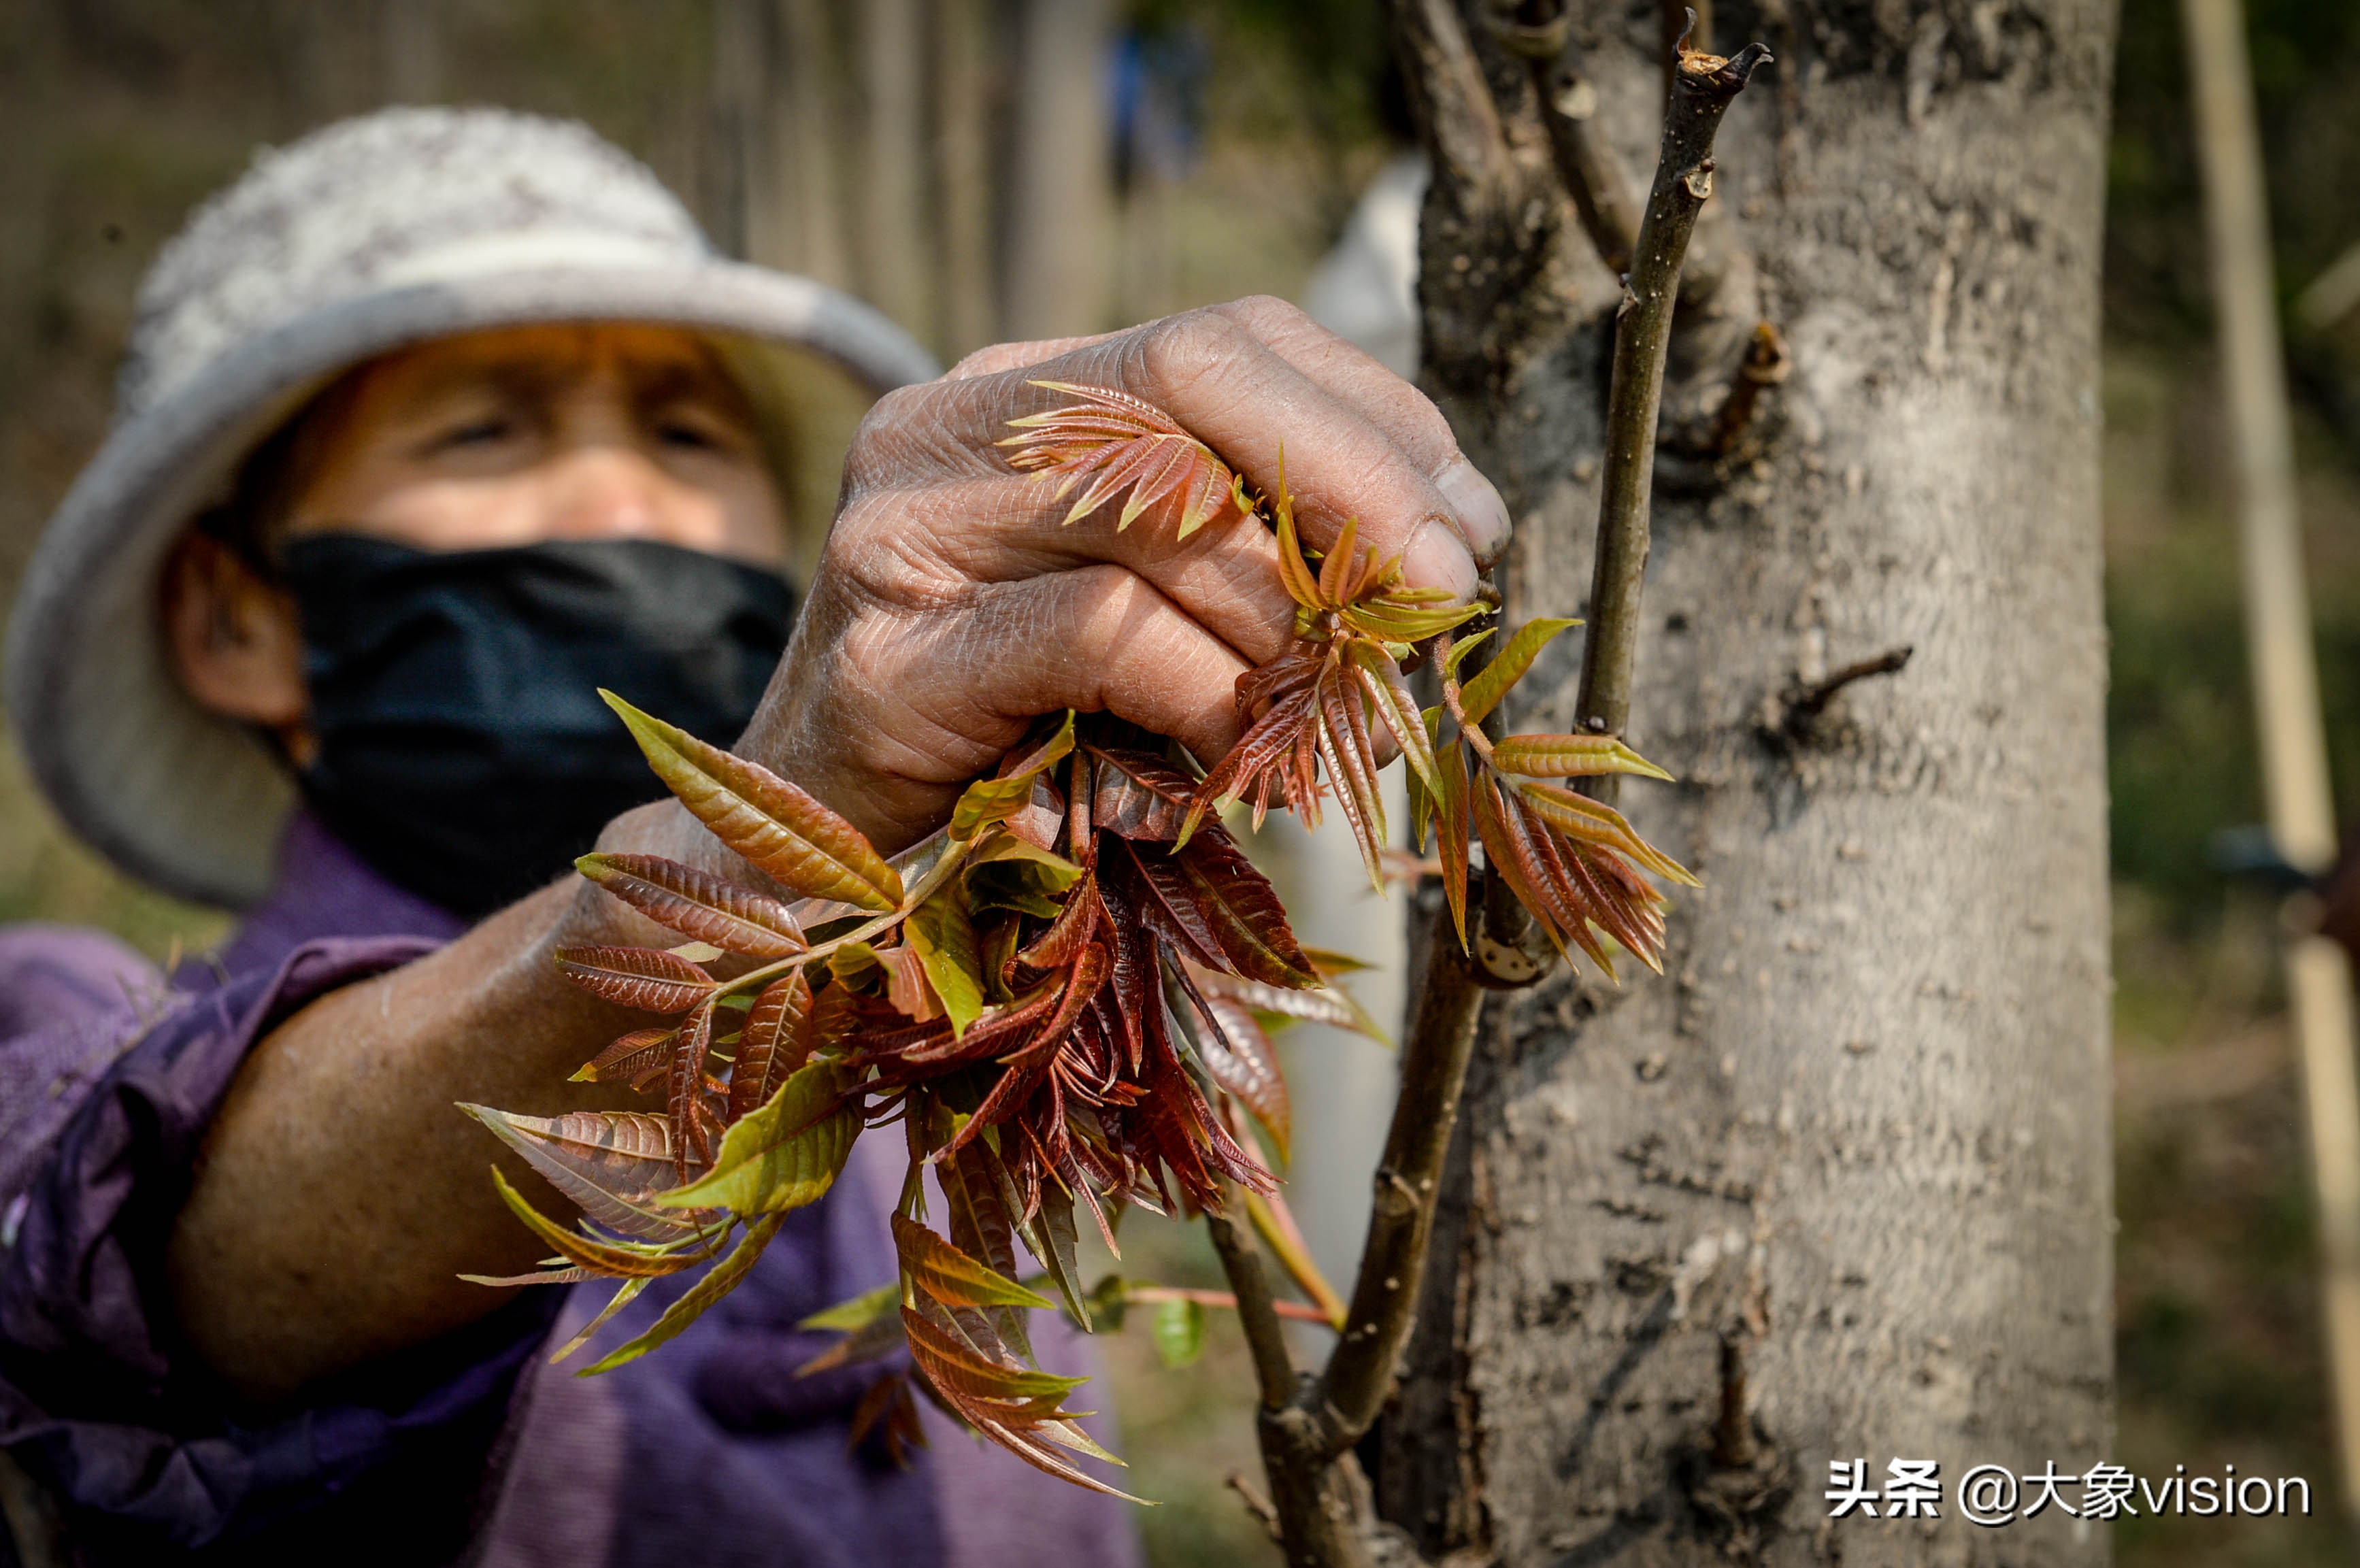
(3, 0, 2360, 1561)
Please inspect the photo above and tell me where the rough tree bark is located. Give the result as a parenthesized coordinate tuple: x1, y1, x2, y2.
(1381, 1, 2118, 1563)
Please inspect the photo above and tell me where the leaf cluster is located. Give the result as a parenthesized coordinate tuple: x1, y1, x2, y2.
(468, 384, 1696, 1499)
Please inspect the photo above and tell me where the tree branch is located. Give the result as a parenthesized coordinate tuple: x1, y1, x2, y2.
(1574, 29, 1772, 806)
(1206, 1180, 1300, 1412)
(1491, 5, 1642, 277)
(1386, 0, 1510, 196)
(1316, 930, 1489, 1448)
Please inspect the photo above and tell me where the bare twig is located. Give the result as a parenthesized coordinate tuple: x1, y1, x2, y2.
(1575, 27, 1773, 807)
(1390, 0, 1512, 195)
(1227, 1471, 1286, 1542)
(1213, 17, 1770, 1564)
(1246, 1190, 1352, 1329)
(1123, 1284, 1333, 1324)
(1205, 1180, 1300, 1412)
(1764, 645, 1914, 746)
(1490, 5, 1642, 277)
(1316, 933, 1490, 1446)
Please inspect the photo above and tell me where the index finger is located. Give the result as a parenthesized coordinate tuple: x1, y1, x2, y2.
(1002, 314, 1482, 603)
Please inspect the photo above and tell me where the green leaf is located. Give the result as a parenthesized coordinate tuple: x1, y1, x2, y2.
(1442, 627, 1494, 680)
(907, 880, 985, 1037)
(662, 1059, 859, 1212)
(1490, 734, 1675, 783)
(1084, 1273, 1133, 1333)
(601, 690, 901, 911)
(950, 712, 1075, 840)
(580, 1214, 786, 1374)
(801, 1280, 900, 1333)
(963, 833, 1084, 887)
(1457, 618, 1581, 727)
(548, 1277, 650, 1365)
(486, 1167, 718, 1279)
(966, 835, 1080, 921)
(894, 1213, 1057, 1311)
(1437, 742, 1473, 949)
(1018, 1188, 1093, 1331)
(1150, 1297, 1207, 1369)
(1339, 596, 1483, 645)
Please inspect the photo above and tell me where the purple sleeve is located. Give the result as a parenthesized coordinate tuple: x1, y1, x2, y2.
(0, 933, 563, 1563)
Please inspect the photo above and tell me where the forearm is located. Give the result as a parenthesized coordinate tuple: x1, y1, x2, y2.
(165, 804, 705, 1403)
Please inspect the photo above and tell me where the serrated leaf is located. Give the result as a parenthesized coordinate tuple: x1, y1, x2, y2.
(1316, 667, 1388, 889)
(663, 1058, 860, 1212)
(999, 382, 1237, 537)
(580, 1214, 786, 1374)
(1437, 742, 1473, 949)
(1513, 782, 1699, 886)
(1344, 637, 1440, 800)
(553, 945, 716, 1014)
(1272, 483, 1323, 612)
(486, 1167, 718, 1279)
(576, 853, 806, 958)
(802, 1280, 901, 1333)
(1125, 835, 1318, 990)
(548, 1277, 650, 1365)
(1184, 958, 1384, 1044)
(1490, 734, 1676, 783)
(1089, 746, 1195, 842)
(908, 880, 985, 1037)
(952, 712, 1076, 840)
(795, 1292, 912, 1379)
(899, 1306, 1145, 1500)
(1195, 997, 1291, 1163)
(1442, 627, 1495, 679)
(601, 691, 901, 911)
(1338, 597, 1483, 645)
(902, 1305, 1088, 1402)
(1018, 1189, 1093, 1331)
(848, 1370, 929, 1467)
(1457, 618, 1580, 727)
(942, 1139, 1035, 1359)
(1150, 1297, 1206, 1369)
(461, 1105, 710, 1241)
(729, 971, 813, 1124)
(571, 1026, 676, 1090)
(895, 1213, 1057, 1311)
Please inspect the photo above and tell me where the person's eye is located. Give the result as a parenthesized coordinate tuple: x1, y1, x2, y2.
(428, 417, 515, 452)
(657, 418, 721, 451)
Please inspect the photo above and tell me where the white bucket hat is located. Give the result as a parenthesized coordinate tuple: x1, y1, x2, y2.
(6, 107, 940, 910)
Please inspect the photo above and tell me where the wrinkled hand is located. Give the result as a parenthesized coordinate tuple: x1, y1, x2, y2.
(738, 296, 1513, 853)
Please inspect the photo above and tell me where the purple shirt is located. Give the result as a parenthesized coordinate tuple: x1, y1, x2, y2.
(0, 814, 1142, 1567)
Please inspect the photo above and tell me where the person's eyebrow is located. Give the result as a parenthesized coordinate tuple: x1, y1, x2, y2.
(387, 353, 578, 423)
(626, 354, 756, 420)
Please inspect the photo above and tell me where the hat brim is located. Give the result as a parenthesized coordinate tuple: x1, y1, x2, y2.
(5, 261, 941, 909)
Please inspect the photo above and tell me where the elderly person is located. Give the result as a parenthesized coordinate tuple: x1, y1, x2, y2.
(0, 109, 1506, 1565)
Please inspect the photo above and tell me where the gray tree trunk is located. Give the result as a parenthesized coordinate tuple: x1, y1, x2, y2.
(1381, 3, 2119, 1563)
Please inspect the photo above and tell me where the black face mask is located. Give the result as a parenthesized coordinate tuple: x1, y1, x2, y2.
(282, 535, 795, 919)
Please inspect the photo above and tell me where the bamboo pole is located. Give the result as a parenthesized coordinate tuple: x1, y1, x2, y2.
(2182, 0, 2360, 1516)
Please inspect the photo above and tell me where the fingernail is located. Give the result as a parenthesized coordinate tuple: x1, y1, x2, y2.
(1436, 458, 1512, 567)
(1403, 519, 1479, 604)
